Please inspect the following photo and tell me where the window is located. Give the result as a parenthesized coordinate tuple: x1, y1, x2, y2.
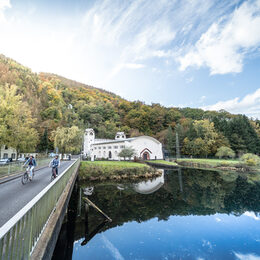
(103, 147, 106, 149)
(11, 153, 16, 159)
(116, 135, 119, 138)
(120, 145, 125, 149)
(98, 147, 101, 150)
(114, 146, 118, 149)
(5, 146, 8, 150)
(108, 146, 112, 149)
(94, 147, 97, 150)
(3, 153, 8, 159)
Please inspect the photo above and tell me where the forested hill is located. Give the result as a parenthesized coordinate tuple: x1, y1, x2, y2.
(0, 54, 260, 157)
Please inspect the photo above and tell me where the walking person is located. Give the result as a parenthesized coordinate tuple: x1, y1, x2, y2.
(23, 155, 37, 180)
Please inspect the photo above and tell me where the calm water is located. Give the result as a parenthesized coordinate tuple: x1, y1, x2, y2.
(52, 168, 260, 260)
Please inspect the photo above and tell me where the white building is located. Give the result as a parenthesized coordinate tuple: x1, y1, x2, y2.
(0, 145, 16, 160)
(83, 128, 163, 160)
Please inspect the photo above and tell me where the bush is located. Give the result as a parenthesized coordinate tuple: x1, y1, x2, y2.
(216, 146, 235, 159)
(240, 153, 260, 166)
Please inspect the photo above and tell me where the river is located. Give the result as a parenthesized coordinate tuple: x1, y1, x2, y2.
(52, 167, 260, 260)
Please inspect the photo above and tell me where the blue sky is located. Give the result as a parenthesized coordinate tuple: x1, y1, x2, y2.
(1, 0, 260, 118)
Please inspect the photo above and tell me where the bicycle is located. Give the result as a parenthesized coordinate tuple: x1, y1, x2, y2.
(21, 166, 34, 185)
(51, 166, 58, 181)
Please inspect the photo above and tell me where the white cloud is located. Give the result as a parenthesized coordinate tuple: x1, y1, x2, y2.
(178, 0, 260, 74)
(0, 0, 11, 22)
(101, 234, 124, 260)
(234, 252, 260, 260)
(186, 77, 194, 84)
(215, 217, 221, 222)
(243, 211, 260, 221)
(202, 88, 260, 118)
(0, 0, 250, 99)
(0, 0, 11, 10)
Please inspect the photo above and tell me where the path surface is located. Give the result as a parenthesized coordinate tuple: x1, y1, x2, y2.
(0, 160, 75, 227)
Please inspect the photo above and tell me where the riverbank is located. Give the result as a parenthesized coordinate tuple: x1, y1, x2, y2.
(79, 161, 161, 181)
(176, 158, 259, 172)
(146, 160, 178, 168)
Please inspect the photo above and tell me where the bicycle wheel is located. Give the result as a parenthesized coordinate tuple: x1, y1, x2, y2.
(51, 168, 56, 181)
(21, 172, 29, 185)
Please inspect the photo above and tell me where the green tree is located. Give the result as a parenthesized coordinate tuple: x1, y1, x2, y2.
(118, 147, 136, 160)
(182, 119, 218, 157)
(38, 128, 49, 153)
(166, 126, 175, 156)
(52, 126, 83, 157)
(0, 85, 39, 158)
(216, 146, 235, 159)
(240, 153, 260, 166)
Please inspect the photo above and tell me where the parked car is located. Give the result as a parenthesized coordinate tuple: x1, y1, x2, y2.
(17, 157, 26, 162)
(0, 158, 12, 165)
(49, 152, 56, 158)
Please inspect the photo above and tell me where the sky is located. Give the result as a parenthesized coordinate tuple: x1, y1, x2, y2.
(1, 0, 260, 118)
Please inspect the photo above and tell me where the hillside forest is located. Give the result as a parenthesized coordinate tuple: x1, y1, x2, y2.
(0, 54, 260, 158)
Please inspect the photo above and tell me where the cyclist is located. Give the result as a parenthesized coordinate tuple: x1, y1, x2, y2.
(23, 155, 37, 180)
(49, 154, 60, 177)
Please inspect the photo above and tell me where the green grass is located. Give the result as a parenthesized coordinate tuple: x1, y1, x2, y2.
(82, 161, 148, 168)
(147, 160, 178, 166)
(79, 160, 155, 180)
(177, 158, 239, 166)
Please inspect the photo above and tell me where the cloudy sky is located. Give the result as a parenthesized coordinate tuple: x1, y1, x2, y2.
(1, 0, 260, 118)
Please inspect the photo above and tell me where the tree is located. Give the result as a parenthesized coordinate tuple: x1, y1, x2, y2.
(216, 146, 235, 159)
(240, 153, 260, 166)
(182, 119, 218, 157)
(118, 147, 136, 160)
(0, 85, 39, 158)
(51, 126, 83, 157)
(166, 126, 175, 156)
(38, 128, 49, 153)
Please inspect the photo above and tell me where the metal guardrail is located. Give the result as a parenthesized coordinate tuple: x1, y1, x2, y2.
(0, 158, 50, 179)
(0, 158, 80, 259)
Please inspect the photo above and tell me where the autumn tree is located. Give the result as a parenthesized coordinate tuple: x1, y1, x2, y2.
(166, 126, 175, 156)
(0, 85, 39, 158)
(51, 126, 83, 157)
(182, 119, 218, 157)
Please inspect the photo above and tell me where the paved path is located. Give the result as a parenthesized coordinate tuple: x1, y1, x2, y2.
(0, 160, 75, 227)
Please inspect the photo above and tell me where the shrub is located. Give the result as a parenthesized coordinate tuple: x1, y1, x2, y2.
(240, 153, 260, 166)
(216, 146, 235, 159)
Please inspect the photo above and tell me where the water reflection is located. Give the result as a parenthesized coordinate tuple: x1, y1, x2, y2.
(52, 168, 260, 260)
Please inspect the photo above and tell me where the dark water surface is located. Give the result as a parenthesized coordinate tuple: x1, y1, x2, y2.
(52, 168, 260, 260)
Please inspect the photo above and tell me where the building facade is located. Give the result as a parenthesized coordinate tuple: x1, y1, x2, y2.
(0, 145, 17, 160)
(83, 128, 163, 160)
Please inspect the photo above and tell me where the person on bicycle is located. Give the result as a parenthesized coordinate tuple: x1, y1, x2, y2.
(23, 155, 37, 180)
(49, 155, 60, 176)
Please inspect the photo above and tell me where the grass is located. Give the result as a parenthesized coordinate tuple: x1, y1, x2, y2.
(147, 160, 178, 166)
(177, 158, 239, 166)
(82, 161, 148, 168)
(79, 160, 157, 180)
(176, 158, 260, 172)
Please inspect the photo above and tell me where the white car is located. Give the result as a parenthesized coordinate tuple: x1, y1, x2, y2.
(0, 159, 10, 165)
(17, 158, 26, 162)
